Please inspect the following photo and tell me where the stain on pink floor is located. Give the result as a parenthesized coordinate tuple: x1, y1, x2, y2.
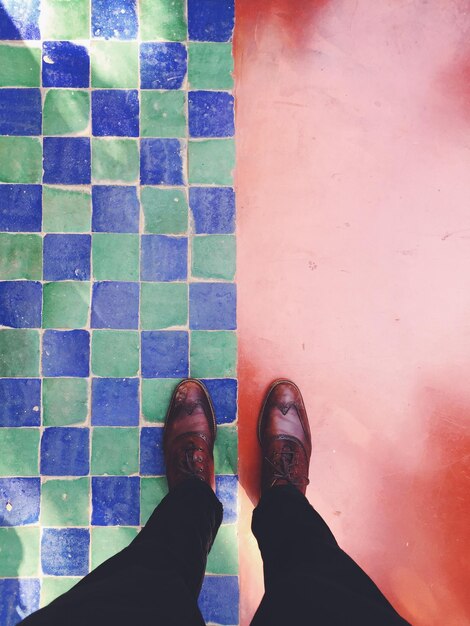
(234, 1, 470, 624)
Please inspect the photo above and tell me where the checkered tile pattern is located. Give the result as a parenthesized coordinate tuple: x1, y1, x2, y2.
(0, 1, 238, 624)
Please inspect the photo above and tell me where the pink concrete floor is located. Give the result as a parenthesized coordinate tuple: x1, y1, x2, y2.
(235, 1, 470, 624)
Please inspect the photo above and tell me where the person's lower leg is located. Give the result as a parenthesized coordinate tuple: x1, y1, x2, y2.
(76, 477, 222, 599)
(20, 380, 222, 626)
(251, 380, 410, 625)
(131, 477, 222, 597)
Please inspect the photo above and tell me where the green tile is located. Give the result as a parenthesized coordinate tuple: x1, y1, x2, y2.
(0, 329, 40, 377)
(0, 527, 39, 576)
(91, 427, 139, 475)
(192, 235, 236, 280)
(92, 234, 139, 281)
(43, 89, 90, 136)
(0, 137, 42, 183)
(41, 478, 90, 526)
(43, 186, 91, 233)
(0, 428, 39, 476)
(139, 0, 186, 41)
(141, 187, 188, 234)
(0, 44, 41, 87)
(43, 282, 90, 329)
(189, 139, 235, 186)
(42, 378, 89, 426)
(91, 330, 139, 377)
(92, 138, 139, 183)
(91, 42, 138, 88)
(40, 0, 90, 39)
(190, 331, 237, 378)
(140, 282, 188, 330)
(41, 577, 80, 607)
(141, 378, 182, 423)
(91, 527, 138, 570)
(214, 425, 238, 474)
(140, 477, 168, 525)
(0, 234, 42, 280)
(188, 43, 233, 90)
(141, 91, 186, 138)
(207, 524, 238, 574)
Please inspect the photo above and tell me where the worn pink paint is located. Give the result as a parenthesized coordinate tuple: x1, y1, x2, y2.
(235, 1, 470, 624)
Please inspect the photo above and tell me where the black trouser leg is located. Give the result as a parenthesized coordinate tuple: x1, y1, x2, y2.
(21, 479, 223, 626)
(250, 485, 411, 626)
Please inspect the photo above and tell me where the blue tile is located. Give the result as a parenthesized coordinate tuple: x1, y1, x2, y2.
(0, 0, 40, 40)
(202, 379, 237, 424)
(0, 281, 42, 328)
(91, 282, 139, 329)
(189, 187, 235, 234)
(42, 42, 90, 88)
(141, 235, 187, 281)
(140, 427, 165, 476)
(42, 330, 90, 378)
(92, 186, 139, 233)
(43, 234, 91, 281)
(189, 91, 234, 138)
(188, 0, 234, 42)
(41, 528, 89, 575)
(0, 89, 41, 135)
(0, 478, 40, 526)
(0, 579, 40, 626)
(199, 576, 239, 625)
(92, 0, 137, 40)
(43, 137, 91, 184)
(140, 43, 187, 90)
(0, 184, 42, 232)
(91, 378, 139, 426)
(141, 331, 189, 378)
(140, 138, 184, 186)
(190, 283, 236, 330)
(0, 379, 41, 427)
(92, 90, 139, 137)
(91, 476, 140, 525)
(40, 427, 90, 476)
(215, 475, 238, 523)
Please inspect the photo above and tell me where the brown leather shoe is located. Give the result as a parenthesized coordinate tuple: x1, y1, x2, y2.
(164, 379, 217, 491)
(258, 379, 311, 494)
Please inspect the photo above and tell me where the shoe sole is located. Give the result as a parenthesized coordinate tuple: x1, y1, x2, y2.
(257, 378, 312, 456)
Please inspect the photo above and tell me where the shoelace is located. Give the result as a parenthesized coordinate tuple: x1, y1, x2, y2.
(178, 443, 206, 480)
(265, 444, 309, 488)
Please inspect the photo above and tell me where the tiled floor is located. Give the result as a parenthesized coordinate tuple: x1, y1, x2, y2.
(0, 1, 238, 624)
